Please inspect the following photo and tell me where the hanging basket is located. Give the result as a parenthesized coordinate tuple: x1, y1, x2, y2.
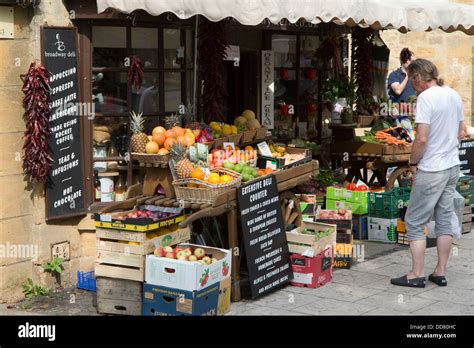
(173, 168, 241, 204)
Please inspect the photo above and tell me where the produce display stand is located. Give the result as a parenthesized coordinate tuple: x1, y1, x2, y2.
(331, 141, 413, 190)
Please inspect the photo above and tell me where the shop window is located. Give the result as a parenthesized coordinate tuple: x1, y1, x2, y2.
(89, 24, 194, 209)
(271, 33, 320, 141)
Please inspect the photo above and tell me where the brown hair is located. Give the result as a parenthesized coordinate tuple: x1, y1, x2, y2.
(400, 48, 414, 64)
(407, 58, 444, 86)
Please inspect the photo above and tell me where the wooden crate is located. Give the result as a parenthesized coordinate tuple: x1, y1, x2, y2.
(95, 227, 191, 282)
(96, 277, 142, 316)
(286, 221, 336, 255)
(462, 221, 471, 234)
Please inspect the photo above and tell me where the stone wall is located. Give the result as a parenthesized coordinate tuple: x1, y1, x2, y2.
(380, 29, 473, 124)
(0, 2, 93, 303)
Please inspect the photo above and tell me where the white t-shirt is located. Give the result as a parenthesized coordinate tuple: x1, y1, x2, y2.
(416, 85, 463, 172)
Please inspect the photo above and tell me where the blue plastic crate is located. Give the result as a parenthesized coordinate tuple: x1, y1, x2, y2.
(77, 271, 96, 292)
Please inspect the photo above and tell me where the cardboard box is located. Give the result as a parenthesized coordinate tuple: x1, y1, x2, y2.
(286, 221, 336, 257)
(352, 215, 368, 240)
(142, 278, 231, 316)
(145, 243, 232, 291)
(290, 248, 333, 288)
(368, 217, 397, 243)
(95, 205, 184, 232)
(326, 199, 367, 215)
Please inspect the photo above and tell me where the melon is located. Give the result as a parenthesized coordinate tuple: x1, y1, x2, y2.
(242, 110, 256, 121)
(246, 118, 260, 130)
(234, 116, 247, 126)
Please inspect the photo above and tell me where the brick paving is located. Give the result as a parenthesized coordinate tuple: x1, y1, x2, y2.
(1, 232, 473, 316)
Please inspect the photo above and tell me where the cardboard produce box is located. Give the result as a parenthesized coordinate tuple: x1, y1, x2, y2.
(95, 205, 184, 232)
(286, 221, 336, 257)
(290, 248, 333, 288)
(368, 217, 397, 243)
(142, 278, 231, 316)
(145, 243, 231, 291)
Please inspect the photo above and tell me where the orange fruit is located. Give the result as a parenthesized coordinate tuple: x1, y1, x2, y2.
(208, 175, 221, 185)
(220, 174, 233, 184)
(191, 168, 205, 180)
(177, 135, 186, 146)
(152, 133, 166, 146)
(147, 135, 152, 141)
(245, 146, 253, 152)
(158, 148, 169, 155)
(152, 126, 166, 135)
(172, 126, 186, 137)
(164, 129, 176, 139)
(264, 167, 274, 175)
(184, 133, 195, 146)
(145, 141, 159, 154)
(164, 137, 177, 150)
(257, 169, 265, 177)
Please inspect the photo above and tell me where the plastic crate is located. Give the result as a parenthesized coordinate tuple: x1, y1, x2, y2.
(77, 271, 97, 292)
(368, 187, 411, 219)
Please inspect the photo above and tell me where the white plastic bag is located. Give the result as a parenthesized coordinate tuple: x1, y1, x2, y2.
(427, 212, 461, 240)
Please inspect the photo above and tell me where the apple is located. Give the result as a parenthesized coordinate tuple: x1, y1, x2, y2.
(194, 248, 205, 259)
(164, 246, 173, 253)
(173, 247, 183, 256)
(165, 252, 175, 259)
(176, 250, 187, 261)
(211, 258, 218, 264)
(154, 247, 165, 257)
(198, 260, 207, 265)
(184, 248, 193, 257)
(201, 256, 211, 265)
(188, 255, 198, 262)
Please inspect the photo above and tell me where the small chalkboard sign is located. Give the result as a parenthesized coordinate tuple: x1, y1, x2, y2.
(459, 140, 474, 175)
(42, 27, 85, 221)
(237, 175, 293, 299)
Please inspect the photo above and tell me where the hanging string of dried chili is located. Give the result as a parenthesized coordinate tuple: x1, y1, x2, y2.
(128, 55, 144, 94)
(20, 62, 54, 182)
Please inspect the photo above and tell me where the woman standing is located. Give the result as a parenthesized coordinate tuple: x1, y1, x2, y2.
(387, 48, 417, 102)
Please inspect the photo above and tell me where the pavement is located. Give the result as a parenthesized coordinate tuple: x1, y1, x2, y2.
(1, 232, 473, 316)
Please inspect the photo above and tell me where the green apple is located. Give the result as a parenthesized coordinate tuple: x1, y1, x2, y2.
(234, 163, 244, 173)
(242, 173, 251, 182)
(224, 162, 235, 171)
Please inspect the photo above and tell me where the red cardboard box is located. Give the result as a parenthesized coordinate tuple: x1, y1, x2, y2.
(290, 248, 333, 288)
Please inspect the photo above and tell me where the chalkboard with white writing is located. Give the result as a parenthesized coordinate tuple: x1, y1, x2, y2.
(237, 175, 293, 299)
(459, 140, 474, 175)
(42, 27, 85, 221)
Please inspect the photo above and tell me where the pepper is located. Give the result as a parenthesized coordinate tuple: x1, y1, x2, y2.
(128, 55, 145, 94)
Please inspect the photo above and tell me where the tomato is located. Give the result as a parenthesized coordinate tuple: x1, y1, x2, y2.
(346, 183, 357, 190)
(357, 186, 368, 191)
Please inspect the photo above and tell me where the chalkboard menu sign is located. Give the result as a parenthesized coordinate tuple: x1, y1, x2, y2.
(459, 140, 474, 175)
(237, 175, 293, 299)
(42, 27, 85, 221)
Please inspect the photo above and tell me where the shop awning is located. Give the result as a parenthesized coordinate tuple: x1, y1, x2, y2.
(96, 0, 474, 34)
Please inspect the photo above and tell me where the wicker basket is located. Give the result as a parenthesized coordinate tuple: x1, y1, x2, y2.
(353, 115, 375, 127)
(254, 127, 268, 140)
(131, 152, 170, 167)
(212, 137, 226, 150)
(241, 129, 257, 144)
(173, 168, 242, 204)
(227, 133, 242, 145)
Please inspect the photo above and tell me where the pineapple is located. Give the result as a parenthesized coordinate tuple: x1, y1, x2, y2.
(170, 142, 194, 179)
(165, 113, 181, 129)
(130, 111, 148, 153)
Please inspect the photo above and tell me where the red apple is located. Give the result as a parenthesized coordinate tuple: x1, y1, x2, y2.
(164, 246, 173, 254)
(173, 247, 183, 256)
(154, 247, 165, 257)
(188, 255, 198, 262)
(201, 256, 211, 265)
(165, 252, 175, 259)
(194, 248, 205, 259)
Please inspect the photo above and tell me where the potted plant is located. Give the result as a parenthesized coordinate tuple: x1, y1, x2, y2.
(322, 78, 356, 124)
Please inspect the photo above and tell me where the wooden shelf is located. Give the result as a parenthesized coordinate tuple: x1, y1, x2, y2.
(93, 157, 126, 162)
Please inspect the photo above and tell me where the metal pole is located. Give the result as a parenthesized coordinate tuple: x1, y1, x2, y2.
(193, 15, 199, 117)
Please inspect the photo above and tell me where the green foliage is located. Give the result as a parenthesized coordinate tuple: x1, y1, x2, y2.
(322, 78, 356, 106)
(43, 257, 64, 275)
(315, 169, 337, 188)
(22, 278, 49, 299)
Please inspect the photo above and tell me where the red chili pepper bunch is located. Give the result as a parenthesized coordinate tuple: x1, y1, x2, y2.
(21, 62, 54, 183)
(128, 55, 144, 93)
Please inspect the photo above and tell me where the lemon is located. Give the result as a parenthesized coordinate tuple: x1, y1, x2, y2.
(211, 124, 222, 133)
(220, 174, 233, 184)
(222, 124, 232, 136)
(230, 125, 238, 135)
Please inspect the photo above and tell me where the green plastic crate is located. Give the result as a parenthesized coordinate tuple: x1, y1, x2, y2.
(326, 187, 368, 204)
(368, 187, 411, 219)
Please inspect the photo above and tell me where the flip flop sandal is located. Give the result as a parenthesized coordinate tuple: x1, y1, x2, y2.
(429, 274, 447, 286)
(390, 275, 426, 288)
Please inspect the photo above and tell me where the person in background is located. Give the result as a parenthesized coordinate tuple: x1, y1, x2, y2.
(387, 48, 416, 103)
(391, 59, 464, 288)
